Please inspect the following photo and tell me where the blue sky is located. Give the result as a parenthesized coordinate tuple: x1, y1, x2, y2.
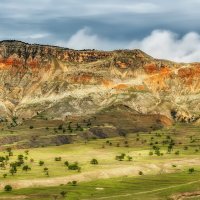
(1, 0, 200, 61)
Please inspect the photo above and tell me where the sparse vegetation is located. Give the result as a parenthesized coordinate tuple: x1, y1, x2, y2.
(4, 185, 12, 192)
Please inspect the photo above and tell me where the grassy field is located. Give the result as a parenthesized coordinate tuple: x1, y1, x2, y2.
(0, 123, 200, 199)
(1, 171, 200, 200)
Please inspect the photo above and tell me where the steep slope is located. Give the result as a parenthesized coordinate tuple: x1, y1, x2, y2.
(0, 40, 199, 126)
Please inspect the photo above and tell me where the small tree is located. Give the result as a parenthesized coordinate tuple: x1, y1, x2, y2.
(9, 167, 17, 176)
(90, 159, 98, 165)
(3, 174, 7, 178)
(115, 153, 126, 161)
(4, 185, 12, 192)
(175, 151, 180, 155)
(22, 165, 31, 172)
(58, 124, 63, 130)
(44, 167, 48, 172)
(60, 191, 67, 198)
(43, 167, 49, 176)
(55, 157, 62, 161)
(72, 180, 77, 186)
(39, 160, 44, 166)
(68, 162, 79, 170)
(64, 161, 69, 166)
(127, 155, 132, 161)
(189, 168, 195, 173)
(139, 171, 143, 175)
(149, 151, 153, 156)
(25, 150, 29, 155)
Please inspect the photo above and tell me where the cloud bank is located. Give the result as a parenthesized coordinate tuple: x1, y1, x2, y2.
(66, 28, 200, 62)
(1, 0, 200, 62)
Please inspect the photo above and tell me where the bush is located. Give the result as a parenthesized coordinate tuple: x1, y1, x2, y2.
(4, 185, 12, 192)
(39, 161, 44, 166)
(115, 153, 126, 161)
(60, 191, 67, 197)
(64, 161, 69, 166)
(90, 159, 98, 165)
(149, 151, 153, 156)
(189, 168, 195, 173)
(9, 167, 17, 175)
(68, 162, 79, 170)
(58, 124, 63, 130)
(127, 155, 132, 161)
(175, 151, 180, 155)
(22, 165, 31, 172)
(55, 157, 62, 161)
(139, 171, 143, 175)
(72, 180, 77, 186)
(3, 174, 7, 178)
(43, 167, 48, 172)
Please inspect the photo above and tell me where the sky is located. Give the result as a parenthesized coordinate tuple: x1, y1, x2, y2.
(0, 0, 200, 62)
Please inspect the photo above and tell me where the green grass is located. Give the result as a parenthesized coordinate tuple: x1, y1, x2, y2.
(0, 123, 200, 181)
(1, 171, 200, 200)
(0, 123, 200, 199)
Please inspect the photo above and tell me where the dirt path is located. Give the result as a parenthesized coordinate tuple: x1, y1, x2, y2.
(171, 191, 200, 200)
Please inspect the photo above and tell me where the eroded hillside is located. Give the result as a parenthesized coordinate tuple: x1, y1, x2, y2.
(0, 40, 199, 127)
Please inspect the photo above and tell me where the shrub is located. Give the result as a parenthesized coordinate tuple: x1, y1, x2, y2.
(9, 167, 17, 175)
(39, 160, 44, 166)
(43, 167, 48, 172)
(189, 168, 195, 173)
(60, 191, 67, 197)
(139, 171, 143, 175)
(184, 146, 188, 150)
(4, 185, 12, 192)
(58, 124, 63, 130)
(127, 155, 132, 161)
(72, 180, 77, 186)
(22, 165, 31, 172)
(3, 174, 7, 178)
(25, 150, 29, 155)
(175, 151, 180, 155)
(115, 153, 126, 161)
(90, 159, 98, 165)
(64, 161, 69, 166)
(149, 151, 153, 156)
(68, 162, 79, 170)
(55, 157, 62, 161)
(18, 154, 24, 161)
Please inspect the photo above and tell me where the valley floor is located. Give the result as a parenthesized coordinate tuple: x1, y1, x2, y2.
(0, 123, 200, 199)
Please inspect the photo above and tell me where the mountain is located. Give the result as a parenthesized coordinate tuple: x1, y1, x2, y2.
(0, 40, 200, 131)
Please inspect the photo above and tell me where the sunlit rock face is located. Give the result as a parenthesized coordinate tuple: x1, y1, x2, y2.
(0, 40, 199, 123)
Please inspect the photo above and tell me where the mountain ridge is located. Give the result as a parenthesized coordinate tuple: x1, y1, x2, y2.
(0, 40, 200, 129)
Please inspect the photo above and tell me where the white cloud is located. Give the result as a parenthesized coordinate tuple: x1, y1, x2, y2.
(0, 1, 161, 20)
(28, 33, 50, 39)
(66, 27, 125, 50)
(129, 30, 200, 62)
(66, 28, 200, 62)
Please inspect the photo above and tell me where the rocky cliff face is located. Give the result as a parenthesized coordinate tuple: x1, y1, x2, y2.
(0, 40, 199, 124)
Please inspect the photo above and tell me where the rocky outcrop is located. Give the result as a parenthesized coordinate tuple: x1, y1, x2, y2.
(0, 40, 199, 124)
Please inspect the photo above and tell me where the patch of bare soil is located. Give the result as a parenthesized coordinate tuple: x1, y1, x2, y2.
(171, 191, 200, 200)
(0, 195, 27, 199)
